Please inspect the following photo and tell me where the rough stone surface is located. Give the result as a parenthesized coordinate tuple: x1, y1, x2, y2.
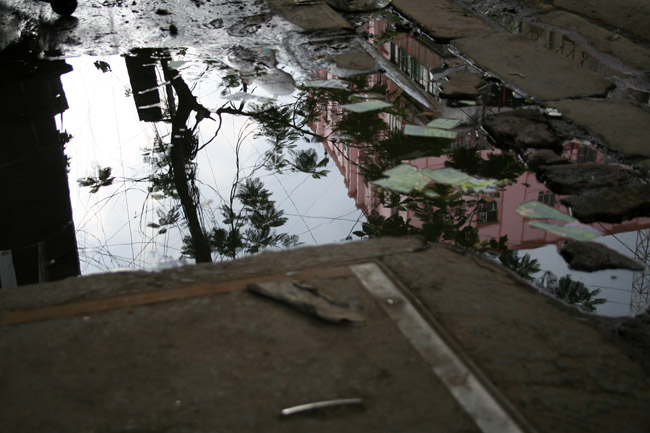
(439, 71, 484, 99)
(561, 184, 650, 223)
(523, 148, 571, 169)
(538, 11, 650, 72)
(554, 0, 650, 43)
(454, 34, 614, 101)
(559, 241, 646, 272)
(383, 246, 650, 433)
(334, 49, 377, 73)
(538, 163, 638, 194)
(391, 0, 494, 40)
(484, 110, 560, 151)
(269, 0, 352, 31)
(550, 99, 650, 160)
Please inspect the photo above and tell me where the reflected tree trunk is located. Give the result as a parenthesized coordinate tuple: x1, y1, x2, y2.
(162, 62, 213, 263)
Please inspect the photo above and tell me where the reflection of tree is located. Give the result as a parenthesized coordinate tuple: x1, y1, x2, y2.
(78, 50, 330, 264)
(538, 272, 607, 312)
(195, 178, 298, 260)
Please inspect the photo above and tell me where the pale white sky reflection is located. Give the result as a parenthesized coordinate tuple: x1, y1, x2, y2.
(58, 54, 363, 274)
(523, 230, 649, 317)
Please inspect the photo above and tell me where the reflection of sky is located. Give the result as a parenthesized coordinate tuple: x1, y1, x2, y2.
(523, 230, 650, 317)
(57, 55, 362, 274)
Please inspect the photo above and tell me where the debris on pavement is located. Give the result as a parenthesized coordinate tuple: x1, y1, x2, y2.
(280, 397, 364, 417)
(247, 280, 365, 324)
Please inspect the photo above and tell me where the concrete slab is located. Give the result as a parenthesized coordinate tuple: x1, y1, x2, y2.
(267, 0, 352, 31)
(549, 99, 650, 159)
(453, 34, 614, 101)
(554, 0, 650, 43)
(0, 265, 481, 433)
(538, 10, 650, 72)
(384, 248, 650, 433)
(391, 0, 494, 41)
(1, 238, 650, 433)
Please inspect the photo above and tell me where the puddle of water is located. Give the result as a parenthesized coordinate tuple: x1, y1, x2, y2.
(1, 11, 648, 316)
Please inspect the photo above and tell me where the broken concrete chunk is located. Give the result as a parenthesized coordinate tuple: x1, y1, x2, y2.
(560, 241, 646, 272)
(484, 110, 560, 151)
(324, 0, 391, 11)
(550, 99, 650, 160)
(334, 49, 377, 74)
(524, 148, 571, 169)
(247, 280, 364, 324)
(539, 163, 638, 194)
(561, 184, 650, 223)
(454, 34, 613, 100)
(439, 72, 483, 99)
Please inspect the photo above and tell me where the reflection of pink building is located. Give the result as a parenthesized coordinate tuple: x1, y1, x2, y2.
(312, 19, 650, 249)
(311, 73, 650, 250)
(323, 132, 650, 249)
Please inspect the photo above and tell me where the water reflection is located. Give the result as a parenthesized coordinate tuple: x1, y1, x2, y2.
(64, 49, 359, 271)
(0, 59, 80, 287)
(1, 14, 648, 316)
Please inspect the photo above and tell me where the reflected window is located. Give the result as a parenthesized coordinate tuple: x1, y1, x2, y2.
(477, 202, 499, 224)
(577, 145, 597, 163)
(538, 191, 556, 206)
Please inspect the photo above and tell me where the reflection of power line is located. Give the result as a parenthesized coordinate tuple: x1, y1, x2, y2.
(631, 229, 650, 314)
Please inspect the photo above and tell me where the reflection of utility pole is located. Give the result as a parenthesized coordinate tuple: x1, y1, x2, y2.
(631, 229, 650, 314)
(124, 50, 213, 263)
(125, 51, 165, 122)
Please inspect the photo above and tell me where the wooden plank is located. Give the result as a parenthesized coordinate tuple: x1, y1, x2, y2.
(0, 265, 353, 327)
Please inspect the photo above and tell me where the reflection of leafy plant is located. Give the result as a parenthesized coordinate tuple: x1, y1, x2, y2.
(203, 178, 299, 260)
(147, 207, 181, 235)
(78, 167, 115, 193)
(93, 60, 112, 73)
(499, 250, 541, 281)
(538, 272, 607, 312)
(335, 110, 387, 144)
(353, 211, 412, 238)
(446, 147, 525, 181)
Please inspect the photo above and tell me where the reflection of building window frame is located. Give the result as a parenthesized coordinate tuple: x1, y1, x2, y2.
(538, 191, 556, 207)
(388, 115, 402, 134)
(390, 43, 426, 88)
(477, 202, 499, 224)
(577, 145, 597, 163)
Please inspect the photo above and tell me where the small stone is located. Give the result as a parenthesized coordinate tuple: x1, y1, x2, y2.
(559, 241, 646, 272)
